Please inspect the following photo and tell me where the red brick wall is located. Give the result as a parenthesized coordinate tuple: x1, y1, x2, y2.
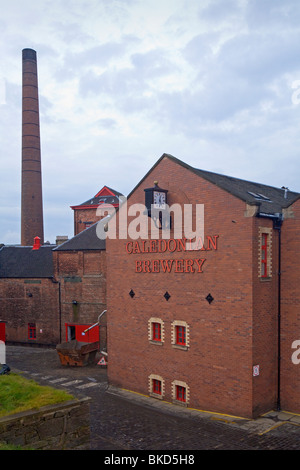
(53, 250, 106, 342)
(106, 156, 266, 418)
(0, 277, 59, 345)
(73, 207, 115, 235)
(73, 208, 99, 235)
(281, 199, 300, 413)
(252, 217, 279, 416)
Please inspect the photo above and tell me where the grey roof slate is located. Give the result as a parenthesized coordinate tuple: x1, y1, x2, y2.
(0, 245, 55, 278)
(128, 154, 300, 216)
(53, 221, 106, 251)
(78, 194, 121, 207)
(75, 187, 123, 207)
(193, 167, 299, 215)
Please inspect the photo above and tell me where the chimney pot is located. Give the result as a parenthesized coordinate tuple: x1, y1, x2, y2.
(32, 236, 41, 250)
(56, 236, 69, 246)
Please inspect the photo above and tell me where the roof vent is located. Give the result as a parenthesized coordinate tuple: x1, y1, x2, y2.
(32, 236, 41, 250)
(281, 186, 289, 199)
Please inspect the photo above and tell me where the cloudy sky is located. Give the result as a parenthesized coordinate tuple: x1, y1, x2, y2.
(1, 0, 300, 244)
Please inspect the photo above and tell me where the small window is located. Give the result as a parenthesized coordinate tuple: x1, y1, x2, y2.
(149, 374, 164, 399)
(176, 385, 186, 402)
(152, 322, 161, 342)
(261, 233, 268, 277)
(28, 323, 36, 340)
(171, 321, 189, 350)
(148, 318, 164, 345)
(247, 191, 272, 202)
(152, 379, 162, 396)
(172, 380, 189, 406)
(176, 325, 186, 346)
(259, 228, 272, 279)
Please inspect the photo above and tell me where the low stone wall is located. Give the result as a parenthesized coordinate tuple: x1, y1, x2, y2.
(0, 396, 91, 450)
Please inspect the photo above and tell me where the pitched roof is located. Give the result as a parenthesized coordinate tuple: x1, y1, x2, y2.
(192, 167, 299, 215)
(128, 154, 300, 216)
(71, 186, 123, 209)
(53, 221, 106, 251)
(0, 245, 55, 278)
(95, 186, 124, 198)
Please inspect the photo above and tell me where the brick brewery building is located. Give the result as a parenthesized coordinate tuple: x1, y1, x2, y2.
(106, 153, 300, 419)
(71, 186, 123, 235)
(1, 49, 299, 420)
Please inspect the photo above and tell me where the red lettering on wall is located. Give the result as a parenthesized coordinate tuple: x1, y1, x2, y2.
(129, 237, 216, 273)
(153, 259, 160, 272)
(150, 240, 158, 252)
(133, 241, 141, 254)
(161, 260, 174, 273)
(141, 240, 147, 253)
(175, 259, 184, 273)
(177, 238, 186, 252)
(195, 258, 206, 273)
(158, 240, 167, 252)
(135, 260, 143, 272)
(167, 239, 177, 252)
(126, 242, 133, 254)
(184, 259, 195, 273)
(207, 235, 219, 250)
(135, 258, 206, 273)
(143, 260, 151, 272)
(194, 237, 206, 251)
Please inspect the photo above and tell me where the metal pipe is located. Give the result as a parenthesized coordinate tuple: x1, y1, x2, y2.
(274, 218, 282, 411)
(83, 309, 107, 334)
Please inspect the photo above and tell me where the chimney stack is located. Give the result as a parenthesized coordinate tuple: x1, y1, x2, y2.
(21, 48, 44, 246)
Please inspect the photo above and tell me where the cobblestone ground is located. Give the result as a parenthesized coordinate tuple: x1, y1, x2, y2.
(5, 345, 300, 451)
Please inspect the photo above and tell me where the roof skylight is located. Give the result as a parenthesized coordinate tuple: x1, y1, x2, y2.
(247, 191, 272, 202)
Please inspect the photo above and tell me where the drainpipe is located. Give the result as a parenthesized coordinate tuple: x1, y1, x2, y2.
(58, 280, 62, 344)
(273, 216, 282, 411)
(258, 212, 283, 411)
(52, 278, 62, 343)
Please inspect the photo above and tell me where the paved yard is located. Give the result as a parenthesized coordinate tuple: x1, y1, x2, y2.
(5, 345, 300, 451)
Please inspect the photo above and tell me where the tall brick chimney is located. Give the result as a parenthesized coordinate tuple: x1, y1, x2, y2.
(21, 48, 44, 246)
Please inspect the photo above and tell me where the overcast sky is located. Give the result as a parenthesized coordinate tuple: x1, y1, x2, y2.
(1, 0, 300, 244)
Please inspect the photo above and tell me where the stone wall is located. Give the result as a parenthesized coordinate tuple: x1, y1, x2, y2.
(0, 397, 91, 450)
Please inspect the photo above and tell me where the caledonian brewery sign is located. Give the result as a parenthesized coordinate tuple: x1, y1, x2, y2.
(125, 236, 219, 273)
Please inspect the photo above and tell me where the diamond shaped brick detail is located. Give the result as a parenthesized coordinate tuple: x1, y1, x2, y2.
(206, 293, 214, 304)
